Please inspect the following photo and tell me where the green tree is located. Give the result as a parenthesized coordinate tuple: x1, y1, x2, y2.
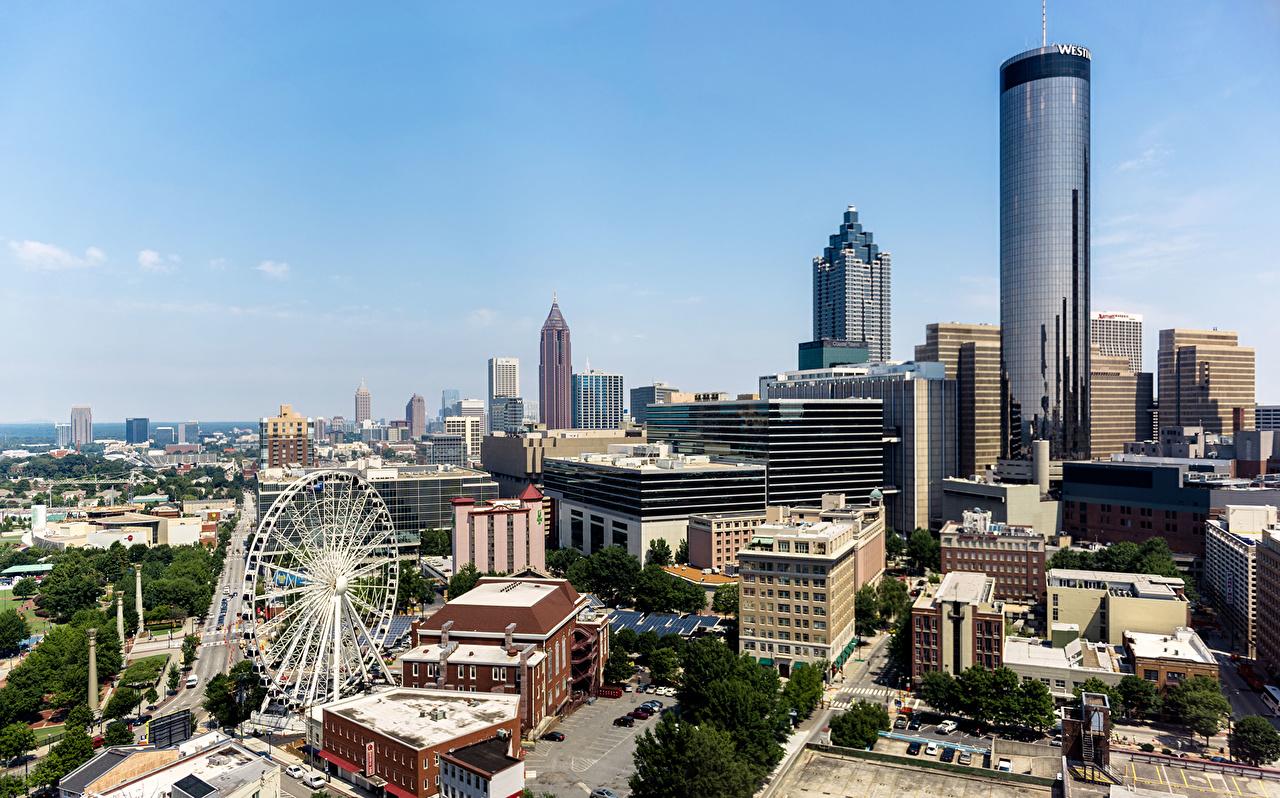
(9, 578, 36, 599)
(0, 610, 29, 654)
(545, 547, 584, 578)
(887, 613, 912, 676)
(0, 723, 35, 764)
(396, 561, 430, 612)
(677, 637, 787, 772)
(634, 564, 704, 614)
(66, 703, 93, 732)
(603, 654, 634, 685)
(144, 686, 159, 707)
(884, 529, 905, 561)
(613, 627, 639, 655)
(30, 724, 94, 786)
(1072, 677, 1122, 711)
(830, 701, 889, 749)
(675, 538, 689, 565)
(712, 583, 739, 616)
(630, 714, 760, 798)
(203, 660, 266, 729)
(1116, 675, 1161, 719)
(780, 661, 825, 720)
(649, 647, 681, 686)
(447, 563, 482, 599)
(876, 577, 910, 623)
(583, 546, 642, 607)
(37, 552, 104, 623)
(854, 584, 880, 636)
(167, 666, 181, 694)
(1165, 675, 1231, 745)
(104, 719, 134, 746)
(920, 670, 961, 716)
(1014, 678, 1056, 731)
(104, 687, 141, 721)
(1232, 715, 1280, 766)
(419, 528, 451, 557)
(646, 539, 673, 567)
(907, 528, 939, 574)
(182, 634, 200, 668)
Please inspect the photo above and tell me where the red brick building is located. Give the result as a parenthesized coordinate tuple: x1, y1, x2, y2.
(406, 577, 608, 736)
(316, 688, 521, 798)
(909, 572, 1004, 681)
(939, 509, 1047, 602)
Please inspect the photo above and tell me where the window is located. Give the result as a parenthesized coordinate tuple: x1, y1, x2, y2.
(1143, 669, 1159, 681)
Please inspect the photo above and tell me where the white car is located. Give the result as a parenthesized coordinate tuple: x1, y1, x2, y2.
(925, 741, 940, 756)
(285, 765, 305, 778)
(302, 773, 327, 789)
(937, 720, 958, 735)
(186, 675, 199, 689)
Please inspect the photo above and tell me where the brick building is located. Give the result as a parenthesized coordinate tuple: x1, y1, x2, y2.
(939, 508, 1047, 602)
(1061, 461, 1213, 557)
(1123, 628, 1219, 690)
(440, 737, 525, 798)
(406, 577, 608, 736)
(910, 571, 1004, 681)
(315, 688, 521, 798)
(450, 486, 546, 574)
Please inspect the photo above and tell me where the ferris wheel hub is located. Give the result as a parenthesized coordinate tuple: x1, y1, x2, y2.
(335, 574, 348, 595)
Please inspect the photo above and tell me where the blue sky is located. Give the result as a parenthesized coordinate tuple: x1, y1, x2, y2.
(2, 2, 1277, 422)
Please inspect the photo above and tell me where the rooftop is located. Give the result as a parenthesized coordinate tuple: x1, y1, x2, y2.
(1003, 636, 1127, 675)
(932, 571, 997, 605)
(321, 688, 519, 750)
(442, 736, 522, 778)
(421, 577, 586, 637)
(401, 641, 546, 668)
(662, 564, 736, 585)
(1048, 569, 1187, 600)
(546, 444, 764, 474)
(1124, 628, 1216, 665)
(89, 742, 274, 798)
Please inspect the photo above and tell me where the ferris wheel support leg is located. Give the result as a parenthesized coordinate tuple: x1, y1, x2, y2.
(332, 593, 342, 702)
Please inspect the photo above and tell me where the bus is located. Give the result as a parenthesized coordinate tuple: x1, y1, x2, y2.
(1262, 684, 1280, 716)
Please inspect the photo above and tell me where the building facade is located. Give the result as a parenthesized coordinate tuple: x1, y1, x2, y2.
(1124, 628, 1219, 690)
(481, 429, 644, 498)
(1061, 460, 1214, 556)
(258, 404, 314, 468)
(70, 405, 93, 448)
(1202, 506, 1274, 659)
(1091, 312, 1143, 373)
(811, 205, 891, 363)
(1158, 329, 1256, 434)
(910, 572, 1004, 680)
(406, 394, 427, 439)
(999, 44, 1092, 461)
(1047, 568, 1190, 644)
(915, 322, 1002, 478)
(451, 487, 546, 574)
(629, 382, 681, 425)
(1257, 529, 1280, 677)
(571, 370, 624, 430)
(738, 501, 885, 677)
(538, 296, 573, 429)
(939, 509, 1046, 602)
(1258, 405, 1280, 432)
(940, 476, 1061, 537)
(645, 398, 885, 507)
(439, 737, 524, 798)
(354, 379, 372, 425)
(686, 510, 769, 573)
(54, 423, 72, 449)
(444, 416, 483, 462)
(1090, 351, 1155, 460)
(487, 357, 521, 433)
(125, 417, 149, 444)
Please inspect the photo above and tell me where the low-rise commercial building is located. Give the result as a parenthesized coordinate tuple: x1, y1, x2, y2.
(451, 486, 546, 574)
(439, 737, 525, 798)
(61, 736, 279, 798)
(1003, 632, 1127, 699)
(686, 509, 769, 573)
(739, 500, 885, 677)
(316, 688, 521, 798)
(543, 443, 766, 562)
(910, 571, 1004, 680)
(939, 509, 1047, 601)
(1124, 627, 1218, 689)
(1047, 569, 1190, 644)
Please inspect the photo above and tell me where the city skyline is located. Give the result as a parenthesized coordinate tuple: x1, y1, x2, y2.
(2, 2, 1278, 421)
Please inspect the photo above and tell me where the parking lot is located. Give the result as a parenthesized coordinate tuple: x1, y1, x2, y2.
(1114, 754, 1280, 798)
(524, 692, 670, 796)
(774, 748, 1054, 798)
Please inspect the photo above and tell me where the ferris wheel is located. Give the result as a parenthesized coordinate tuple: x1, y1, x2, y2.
(242, 469, 399, 710)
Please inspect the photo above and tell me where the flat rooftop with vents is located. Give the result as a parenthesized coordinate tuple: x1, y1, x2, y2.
(318, 688, 520, 751)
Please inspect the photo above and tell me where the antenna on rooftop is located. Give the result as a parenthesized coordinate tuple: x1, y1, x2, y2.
(1042, 0, 1047, 47)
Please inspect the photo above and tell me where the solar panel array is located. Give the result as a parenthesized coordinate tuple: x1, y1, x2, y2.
(609, 609, 721, 637)
(382, 615, 415, 650)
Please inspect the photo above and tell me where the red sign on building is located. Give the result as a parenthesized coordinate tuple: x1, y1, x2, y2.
(365, 741, 375, 774)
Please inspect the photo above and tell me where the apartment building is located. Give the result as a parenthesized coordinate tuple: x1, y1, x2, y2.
(1257, 529, 1280, 677)
(939, 508, 1047, 601)
(1047, 569, 1190, 645)
(259, 403, 314, 468)
(910, 571, 1004, 680)
(1202, 506, 1276, 659)
(686, 509, 769, 573)
(451, 485, 546, 574)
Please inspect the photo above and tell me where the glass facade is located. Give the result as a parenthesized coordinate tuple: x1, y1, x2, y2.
(999, 45, 1092, 459)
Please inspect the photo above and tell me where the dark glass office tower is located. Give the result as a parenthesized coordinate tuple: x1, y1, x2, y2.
(999, 44, 1092, 459)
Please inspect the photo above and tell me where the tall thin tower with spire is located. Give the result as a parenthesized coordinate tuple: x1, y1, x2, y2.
(539, 293, 573, 429)
(354, 379, 372, 425)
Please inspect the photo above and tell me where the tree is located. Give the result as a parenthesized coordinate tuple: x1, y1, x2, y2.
(613, 627, 639, 655)
(830, 702, 889, 749)
(876, 577, 910, 623)
(144, 686, 159, 707)
(887, 613, 912, 676)
(1072, 677, 1121, 712)
(0, 610, 29, 654)
(545, 547, 584, 578)
(1232, 716, 1280, 766)
(907, 529, 939, 574)
(884, 529, 905, 561)
(582, 546, 642, 608)
(646, 539, 673, 567)
(675, 538, 689, 565)
(167, 666, 181, 694)
(66, 703, 93, 732)
(104, 687, 141, 721)
(634, 564, 704, 615)
(0, 723, 35, 764)
(854, 584, 880, 636)
(630, 714, 760, 798)
(37, 552, 104, 623)
(203, 660, 266, 729)
(420, 528, 451, 557)
(1013, 678, 1056, 731)
(447, 563, 484, 599)
(1165, 675, 1231, 745)
(677, 638, 787, 773)
(10, 578, 36, 599)
(1116, 675, 1161, 719)
(182, 634, 200, 668)
(104, 719, 134, 746)
(780, 662, 824, 720)
(920, 670, 961, 717)
(712, 583, 739, 616)
(30, 723, 94, 786)
(604, 654, 633, 685)
(649, 648, 681, 686)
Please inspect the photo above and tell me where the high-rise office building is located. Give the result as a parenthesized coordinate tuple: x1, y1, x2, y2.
(1158, 329, 1256, 434)
(455, 398, 485, 423)
(539, 295, 573, 429)
(915, 322, 1002, 478)
(354, 379, 372, 425)
(406, 394, 427, 439)
(154, 426, 177, 446)
(314, 417, 329, 444)
(810, 206, 891, 363)
(178, 421, 199, 444)
(259, 403, 314, 468)
(54, 423, 72, 449)
(490, 396, 525, 434)
(1258, 405, 1280, 432)
(1089, 351, 1154, 459)
(439, 388, 460, 421)
(125, 417, 150, 444)
(629, 383, 684, 425)
(1091, 312, 1143, 373)
(999, 43, 1092, 460)
(572, 370, 624, 430)
(444, 416, 483, 462)
(70, 406, 93, 448)
(487, 357, 520, 432)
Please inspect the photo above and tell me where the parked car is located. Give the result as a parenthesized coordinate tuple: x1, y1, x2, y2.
(541, 731, 566, 742)
(906, 717, 922, 731)
(92, 735, 104, 749)
(628, 709, 653, 720)
(622, 684, 633, 693)
(997, 758, 1013, 773)
(906, 742, 922, 756)
(590, 790, 619, 798)
(926, 742, 940, 756)
(186, 675, 199, 689)
(302, 773, 326, 789)
(1209, 756, 1229, 764)
(957, 751, 973, 766)
(893, 715, 908, 730)
(285, 765, 306, 778)
(940, 747, 956, 763)
(937, 720, 958, 735)
(613, 716, 635, 727)
(642, 699, 664, 709)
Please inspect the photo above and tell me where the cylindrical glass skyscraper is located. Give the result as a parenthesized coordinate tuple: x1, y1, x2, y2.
(999, 44, 1092, 460)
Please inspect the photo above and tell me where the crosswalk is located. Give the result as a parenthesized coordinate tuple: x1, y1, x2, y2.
(828, 687, 921, 711)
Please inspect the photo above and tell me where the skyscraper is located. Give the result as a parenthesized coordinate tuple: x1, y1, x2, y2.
(572, 370, 624, 430)
(354, 379, 372, 425)
(405, 394, 427, 439)
(70, 406, 93, 448)
(1091, 312, 1143, 373)
(999, 43, 1092, 460)
(811, 206, 892, 363)
(539, 294, 573, 429)
(1158, 329, 1256, 434)
(125, 417, 150, 444)
(916, 323, 1002, 478)
(259, 404, 315, 468)
(440, 388, 460, 420)
(487, 357, 520, 432)
(1090, 351, 1153, 459)
(54, 423, 72, 449)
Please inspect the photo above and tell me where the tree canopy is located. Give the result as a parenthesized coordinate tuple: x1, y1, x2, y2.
(830, 702, 889, 749)
(630, 714, 760, 798)
(1232, 716, 1280, 766)
(907, 529, 939, 574)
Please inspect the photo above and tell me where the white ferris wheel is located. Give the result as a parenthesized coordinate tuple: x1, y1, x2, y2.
(242, 469, 399, 710)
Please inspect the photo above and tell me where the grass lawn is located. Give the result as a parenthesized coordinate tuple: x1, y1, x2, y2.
(120, 654, 170, 687)
(33, 724, 64, 743)
(0, 590, 52, 636)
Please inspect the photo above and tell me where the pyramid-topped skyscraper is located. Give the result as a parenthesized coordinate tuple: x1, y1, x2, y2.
(539, 294, 573, 429)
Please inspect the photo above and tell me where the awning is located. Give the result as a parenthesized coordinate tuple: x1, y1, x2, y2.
(383, 782, 417, 798)
(319, 749, 362, 773)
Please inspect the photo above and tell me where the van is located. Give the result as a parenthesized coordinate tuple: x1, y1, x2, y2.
(186, 675, 199, 689)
